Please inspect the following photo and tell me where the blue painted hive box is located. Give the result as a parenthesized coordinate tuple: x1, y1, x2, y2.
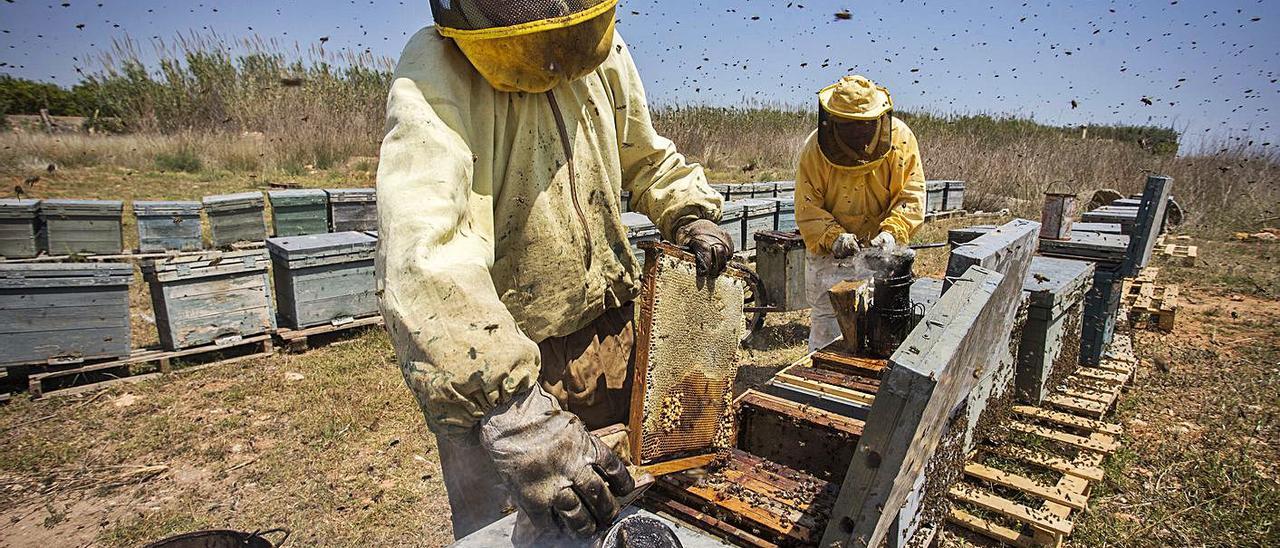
(269, 189, 330, 237)
(718, 202, 744, 252)
(768, 196, 796, 232)
(1038, 229, 1129, 366)
(38, 199, 124, 255)
(0, 199, 41, 258)
(142, 249, 275, 350)
(773, 180, 796, 198)
(203, 192, 267, 248)
(267, 231, 378, 329)
(725, 185, 754, 201)
(134, 201, 203, 253)
(738, 198, 777, 251)
(747, 181, 777, 199)
(0, 262, 133, 366)
(622, 212, 659, 260)
(1017, 256, 1095, 404)
(326, 188, 377, 232)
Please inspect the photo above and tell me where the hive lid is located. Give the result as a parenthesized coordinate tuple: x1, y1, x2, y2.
(1039, 230, 1129, 263)
(739, 198, 777, 214)
(203, 192, 264, 210)
(746, 181, 777, 192)
(720, 201, 744, 216)
(767, 196, 795, 210)
(133, 200, 201, 215)
(0, 199, 40, 217)
(326, 188, 376, 202)
(142, 249, 269, 279)
(268, 189, 328, 207)
(621, 212, 657, 235)
(1023, 256, 1095, 309)
(40, 199, 124, 214)
(1070, 222, 1123, 234)
(925, 180, 946, 191)
(773, 180, 796, 191)
(754, 230, 805, 249)
(267, 230, 376, 262)
(0, 262, 132, 288)
(946, 225, 996, 246)
(944, 180, 966, 189)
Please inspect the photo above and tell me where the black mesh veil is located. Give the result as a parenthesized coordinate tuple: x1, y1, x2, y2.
(430, 0, 611, 31)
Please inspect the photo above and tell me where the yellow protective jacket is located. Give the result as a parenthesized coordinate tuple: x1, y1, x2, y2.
(795, 117, 926, 255)
(376, 28, 723, 436)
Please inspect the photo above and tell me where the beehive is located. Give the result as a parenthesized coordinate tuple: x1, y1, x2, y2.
(0, 262, 132, 366)
(134, 201, 203, 253)
(203, 192, 267, 248)
(768, 196, 796, 232)
(944, 180, 966, 211)
(709, 184, 731, 202)
(725, 184, 753, 201)
(268, 189, 329, 237)
(746, 181, 777, 199)
(267, 231, 377, 329)
(925, 180, 946, 213)
(1080, 206, 1138, 234)
(1071, 222, 1123, 234)
(619, 189, 632, 213)
(774, 180, 796, 198)
(717, 201, 744, 252)
(0, 199, 40, 258)
(1039, 230, 1130, 366)
(754, 230, 807, 311)
(142, 250, 275, 350)
(1017, 256, 1094, 403)
(326, 188, 377, 232)
(737, 198, 777, 251)
(38, 199, 124, 255)
(621, 212, 659, 260)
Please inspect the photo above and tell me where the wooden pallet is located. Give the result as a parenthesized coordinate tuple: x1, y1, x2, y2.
(1160, 244, 1198, 266)
(947, 324, 1133, 547)
(274, 314, 384, 350)
(948, 397, 1122, 547)
(926, 209, 968, 222)
(25, 334, 275, 399)
(1122, 268, 1177, 332)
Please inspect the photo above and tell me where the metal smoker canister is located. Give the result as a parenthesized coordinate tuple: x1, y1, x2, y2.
(862, 249, 919, 358)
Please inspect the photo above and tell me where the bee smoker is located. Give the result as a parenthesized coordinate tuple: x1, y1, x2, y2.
(858, 248, 923, 358)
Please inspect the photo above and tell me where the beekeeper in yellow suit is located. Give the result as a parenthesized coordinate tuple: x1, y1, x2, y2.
(796, 75, 926, 352)
(376, 0, 735, 542)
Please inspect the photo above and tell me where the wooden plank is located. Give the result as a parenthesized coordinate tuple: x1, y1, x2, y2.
(1074, 367, 1128, 386)
(949, 484, 1074, 537)
(1044, 393, 1108, 418)
(948, 506, 1037, 548)
(987, 445, 1105, 483)
(641, 453, 716, 477)
(1007, 421, 1118, 453)
(810, 349, 888, 379)
(964, 462, 1087, 510)
(1012, 405, 1122, 436)
(774, 371, 876, 407)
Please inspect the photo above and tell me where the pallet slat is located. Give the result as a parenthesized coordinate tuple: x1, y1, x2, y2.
(949, 484, 1074, 536)
(1011, 405, 1123, 436)
(965, 462, 1087, 510)
(1007, 420, 1118, 454)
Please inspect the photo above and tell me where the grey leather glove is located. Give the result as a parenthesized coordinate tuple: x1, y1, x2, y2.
(479, 384, 635, 539)
(832, 233, 861, 259)
(675, 218, 735, 276)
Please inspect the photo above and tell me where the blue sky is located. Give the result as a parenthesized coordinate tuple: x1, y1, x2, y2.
(1, 1, 1277, 151)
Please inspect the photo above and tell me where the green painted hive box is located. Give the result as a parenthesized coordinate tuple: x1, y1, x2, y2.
(203, 192, 267, 248)
(267, 231, 378, 329)
(38, 199, 124, 255)
(142, 249, 275, 351)
(134, 200, 203, 253)
(0, 199, 41, 258)
(0, 262, 133, 366)
(269, 189, 330, 237)
(326, 188, 377, 232)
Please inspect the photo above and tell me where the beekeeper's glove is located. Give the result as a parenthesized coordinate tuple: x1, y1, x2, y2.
(832, 233, 862, 259)
(479, 384, 635, 539)
(675, 218, 735, 276)
(869, 231, 897, 250)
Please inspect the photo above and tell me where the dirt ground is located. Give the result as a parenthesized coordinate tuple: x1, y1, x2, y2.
(0, 173, 1277, 546)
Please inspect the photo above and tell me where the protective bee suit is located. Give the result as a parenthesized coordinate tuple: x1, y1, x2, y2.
(377, 0, 732, 541)
(795, 76, 926, 352)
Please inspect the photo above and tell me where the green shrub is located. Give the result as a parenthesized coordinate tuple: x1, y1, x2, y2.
(155, 147, 203, 173)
